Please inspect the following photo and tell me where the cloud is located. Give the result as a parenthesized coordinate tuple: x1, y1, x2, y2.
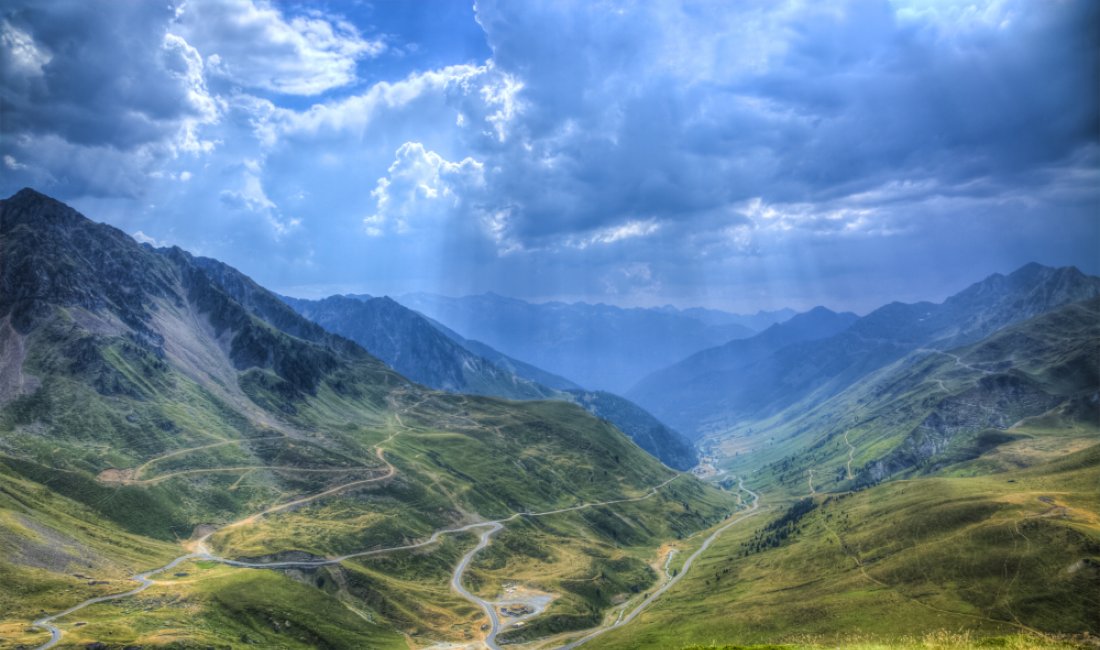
(173, 0, 384, 96)
(272, 64, 485, 138)
(219, 159, 301, 237)
(457, 0, 1099, 252)
(132, 230, 169, 247)
(0, 2, 221, 197)
(0, 3, 218, 151)
(0, 19, 50, 76)
(565, 219, 661, 250)
(0, 0, 1095, 311)
(366, 142, 485, 236)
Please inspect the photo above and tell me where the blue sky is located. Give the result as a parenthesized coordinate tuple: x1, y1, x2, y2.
(1, 0, 1097, 313)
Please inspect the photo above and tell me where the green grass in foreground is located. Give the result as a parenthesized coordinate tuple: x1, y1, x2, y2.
(679, 632, 1093, 649)
(588, 439, 1099, 649)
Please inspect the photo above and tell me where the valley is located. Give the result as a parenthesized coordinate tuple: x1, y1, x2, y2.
(0, 190, 1096, 650)
(2, 2, 1097, 648)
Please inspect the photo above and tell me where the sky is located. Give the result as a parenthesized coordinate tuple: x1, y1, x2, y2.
(1, 0, 1097, 314)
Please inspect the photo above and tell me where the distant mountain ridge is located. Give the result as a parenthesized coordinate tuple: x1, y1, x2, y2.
(631, 263, 1100, 439)
(655, 305, 797, 331)
(396, 292, 759, 393)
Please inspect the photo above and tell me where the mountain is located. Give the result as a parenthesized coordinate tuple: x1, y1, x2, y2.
(0, 189, 736, 648)
(564, 389, 698, 471)
(628, 306, 859, 436)
(656, 305, 797, 331)
(286, 293, 697, 469)
(396, 292, 757, 393)
(634, 265, 1100, 439)
(283, 294, 560, 400)
(596, 297, 1100, 648)
(725, 295, 1100, 494)
(417, 314, 583, 391)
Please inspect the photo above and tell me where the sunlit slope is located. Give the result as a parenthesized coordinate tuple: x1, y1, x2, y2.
(713, 296, 1100, 498)
(593, 440, 1100, 648)
(0, 189, 737, 647)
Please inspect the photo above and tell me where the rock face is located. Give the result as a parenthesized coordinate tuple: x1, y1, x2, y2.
(0, 188, 178, 340)
(862, 374, 1065, 483)
(855, 296, 1100, 484)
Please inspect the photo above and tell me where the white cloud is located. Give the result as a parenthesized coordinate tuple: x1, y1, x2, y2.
(736, 197, 891, 236)
(173, 0, 384, 96)
(366, 142, 485, 235)
(219, 159, 301, 237)
(566, 219, 661, 249)
(479, 66, 525, 142)
(132, 230, 169, 247)
(274, 64, 485, 137)
(161, 32, 221, 154)
(0, 19, 51, 77)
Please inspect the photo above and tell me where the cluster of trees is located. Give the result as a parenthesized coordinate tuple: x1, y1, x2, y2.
(736, 497, 817, 557)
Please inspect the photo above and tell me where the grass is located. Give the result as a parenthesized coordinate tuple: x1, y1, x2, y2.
(1, 301, 738, 647)
(21, 564, 408, 650)
(587, 440, 1100, 649)
(676, 633, 1092, 649)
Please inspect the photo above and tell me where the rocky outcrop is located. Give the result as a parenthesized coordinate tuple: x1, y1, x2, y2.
(861, 374, 1064, 484)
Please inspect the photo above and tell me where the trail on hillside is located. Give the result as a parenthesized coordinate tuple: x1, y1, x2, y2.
(819, 508, 1043, 637)
(556, 479, 761, 649)
(915, 347, 995, 376)
(843, 431, 855, 480)
(31, 394, 418, 650)
(662, 549, 678, 579)
(29, 393, 690, 650)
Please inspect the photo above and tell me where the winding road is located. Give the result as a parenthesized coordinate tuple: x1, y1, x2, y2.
(28, 392, 699, 650)
(915, 347, 995, 376)
(557, 479, 760, 649)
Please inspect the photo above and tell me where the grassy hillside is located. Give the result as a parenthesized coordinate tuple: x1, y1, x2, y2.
(0, 189, 737, 648)
(708, 297, 1100, 499)
(590, 438, 1099, 649)
(579, 298, 1098, 649)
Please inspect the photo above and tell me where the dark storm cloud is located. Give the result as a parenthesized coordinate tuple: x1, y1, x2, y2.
(463, 0, 1099, 247)
(0, 1, 219, 198)
(0, 2, 214, 149)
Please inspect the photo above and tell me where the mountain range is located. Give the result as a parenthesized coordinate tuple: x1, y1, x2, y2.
(396, 292, 766, 393)
(629, 264, 1100, 440)
(1, 188, 1096, 649)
